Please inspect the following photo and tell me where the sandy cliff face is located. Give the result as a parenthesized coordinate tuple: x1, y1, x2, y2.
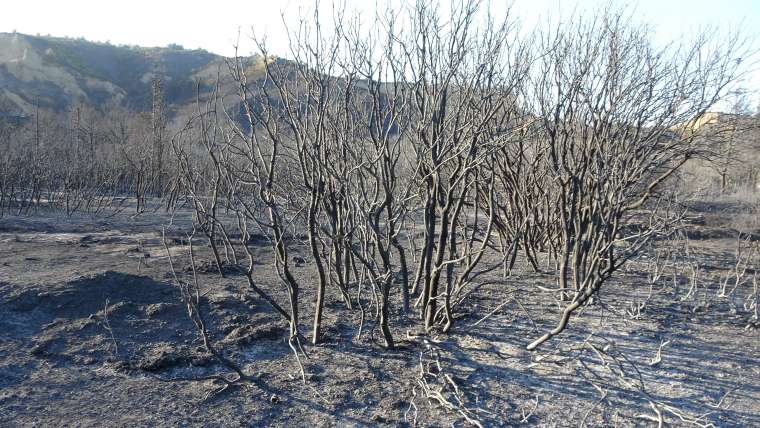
(1, 34, 89, 104)
(0, 32, 219, 114)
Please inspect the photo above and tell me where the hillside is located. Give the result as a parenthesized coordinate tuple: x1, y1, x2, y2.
(0, 32, 225, 115)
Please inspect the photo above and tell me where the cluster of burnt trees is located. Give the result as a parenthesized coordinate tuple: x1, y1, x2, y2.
(0, 96, 169, 217)
(167, 0, 747, 353)
(696, 100, 760, 196)
(0, 1, 747, 354)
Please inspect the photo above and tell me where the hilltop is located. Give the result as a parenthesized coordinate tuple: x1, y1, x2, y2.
(0, 32, 227, 114)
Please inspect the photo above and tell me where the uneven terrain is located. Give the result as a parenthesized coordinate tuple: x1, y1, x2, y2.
(0, 204, 759, 427)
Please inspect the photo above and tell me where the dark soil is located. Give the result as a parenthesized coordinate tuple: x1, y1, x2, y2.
(0, 207, 758, 426)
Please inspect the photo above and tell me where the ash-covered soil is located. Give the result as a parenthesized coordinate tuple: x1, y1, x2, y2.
(0, 208, 758, 427)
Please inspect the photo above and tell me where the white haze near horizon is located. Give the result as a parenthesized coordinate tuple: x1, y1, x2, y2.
(2, 0, 759, 108)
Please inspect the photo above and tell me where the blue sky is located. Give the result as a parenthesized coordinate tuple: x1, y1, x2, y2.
(2, 0, 759, 99)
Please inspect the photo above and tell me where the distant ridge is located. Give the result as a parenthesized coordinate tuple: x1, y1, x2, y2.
(0, 32, 226, 114)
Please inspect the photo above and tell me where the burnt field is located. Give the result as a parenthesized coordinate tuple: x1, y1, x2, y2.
(0, 200, 758, 427)
(2, 2, 760, 426)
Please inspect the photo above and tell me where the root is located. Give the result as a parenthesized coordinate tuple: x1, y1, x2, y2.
(411, 347, 485, 427)
(149, 371, 254, 402)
